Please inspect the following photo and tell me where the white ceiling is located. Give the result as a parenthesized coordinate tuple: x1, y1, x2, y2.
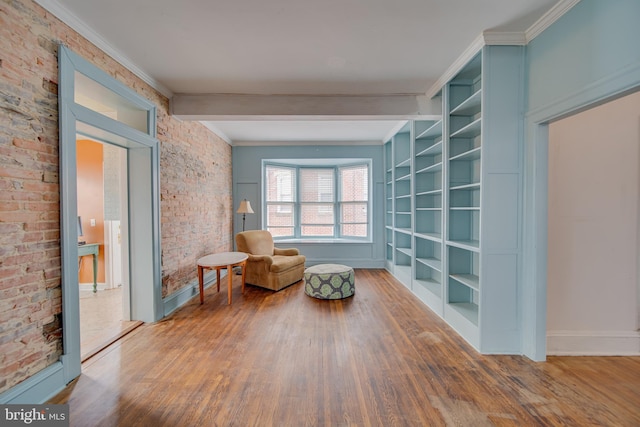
(44, 0, 560, 144)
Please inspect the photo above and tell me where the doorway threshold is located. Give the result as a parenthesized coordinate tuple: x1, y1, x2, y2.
(81, 320, 143, 362)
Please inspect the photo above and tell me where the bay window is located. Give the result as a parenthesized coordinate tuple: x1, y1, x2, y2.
(264, 160, 370, 240)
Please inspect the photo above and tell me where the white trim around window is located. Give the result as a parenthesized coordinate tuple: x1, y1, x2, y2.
(263, 159, 372, 242)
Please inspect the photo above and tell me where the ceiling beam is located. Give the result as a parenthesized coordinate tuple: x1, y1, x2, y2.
(171, 94, 441, 121)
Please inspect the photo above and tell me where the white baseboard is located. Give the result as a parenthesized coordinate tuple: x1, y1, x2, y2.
(547, 330, 640, 356)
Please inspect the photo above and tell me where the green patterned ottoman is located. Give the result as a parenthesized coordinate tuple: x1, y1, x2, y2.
(304, 264, 355, 299)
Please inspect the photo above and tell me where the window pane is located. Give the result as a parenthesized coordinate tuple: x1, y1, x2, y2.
(341, 203, 367, 223)
(300, 169, 334, 202)
(302, 225, 334, 236)
(266, 166, 295, 202)
(342, 224, 367, 237)
(269, 227, 294, 237)
(75, 71, 149, 133)
(301, 203, 334, 225)
(267, 204, 294, 227)
(340, 165, 368, 201)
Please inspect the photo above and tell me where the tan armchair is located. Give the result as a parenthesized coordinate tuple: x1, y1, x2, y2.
(235, 230, 306, 291)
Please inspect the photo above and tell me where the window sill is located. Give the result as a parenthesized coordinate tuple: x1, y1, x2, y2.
(274, 238, 372, 245)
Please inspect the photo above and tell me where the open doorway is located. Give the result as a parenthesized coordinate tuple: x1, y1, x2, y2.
(546, 90, 640, 355)
(76, 138, 140, 360)
(58, 45, 163, 383)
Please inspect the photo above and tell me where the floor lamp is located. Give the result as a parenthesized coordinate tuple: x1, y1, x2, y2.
(235, 199, 254, 274)
(236, 199, 254, 232)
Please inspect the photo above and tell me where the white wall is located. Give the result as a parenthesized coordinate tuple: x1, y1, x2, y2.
(547, 90, 640, 355)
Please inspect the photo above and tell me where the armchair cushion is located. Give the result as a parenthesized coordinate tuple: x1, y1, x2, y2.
(236, 230, 306, 291)
(270, 255, 305, 273)
(239, 230, 274, 256)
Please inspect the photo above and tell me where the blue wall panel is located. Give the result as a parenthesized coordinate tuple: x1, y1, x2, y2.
(527, 0, 640, 113)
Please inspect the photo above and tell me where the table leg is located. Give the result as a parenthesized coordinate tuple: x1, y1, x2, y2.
(198, 265, 204, 304)
(92, 253, 98, 293)
(227, 264, 233, 305)
(241, 260, 246, 294)
(216, 268, 221, 292)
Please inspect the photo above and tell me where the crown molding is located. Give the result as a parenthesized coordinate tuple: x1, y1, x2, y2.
(425, 33, 485, 99)
(426, 30, 527, 99)
(426, 0, 582, 99)
(34, 0, 173, 99)
(201, 122, 232, 145)
(482, 31, 527, 46)
(526, 0, 582, 42)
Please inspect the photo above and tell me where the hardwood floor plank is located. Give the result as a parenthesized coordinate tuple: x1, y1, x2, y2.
(50, 269, 640, 426)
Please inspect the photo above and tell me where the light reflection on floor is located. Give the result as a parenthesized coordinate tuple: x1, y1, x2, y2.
(79, 287, 140, 361)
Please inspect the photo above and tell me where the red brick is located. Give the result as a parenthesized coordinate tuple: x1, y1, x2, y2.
(0, 166, 42, 181)
(0, 267, 21, 279)
(0, 190, 44, 202)
(0, 211, 41, 223)
(0, 201, 21, 211)
(12, 137, 51, 153)
(21, 181, 57, 193)
(24, 221, 57, 231)
(0, 0, 231, 394)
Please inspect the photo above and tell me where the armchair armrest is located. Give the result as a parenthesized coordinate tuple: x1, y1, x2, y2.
(274, 247, 300, 256)
(247, 254, 273, 266)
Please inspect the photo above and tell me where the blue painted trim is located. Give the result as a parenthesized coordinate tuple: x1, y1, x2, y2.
(57, 44, 162, 388)
(0, 362, 65, 404)
(58, 45, 82, 384)
(150, 142, 163, 322)
(526, 61, 640, 122)
(62, 46, 156, 112)
(163, 270, 227, 317)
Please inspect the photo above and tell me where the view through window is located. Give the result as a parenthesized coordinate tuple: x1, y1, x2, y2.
(265, 161, 370, 239)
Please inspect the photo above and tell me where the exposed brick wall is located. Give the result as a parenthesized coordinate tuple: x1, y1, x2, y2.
(0, 0, 232, 394)
(159, 115, 232, 295)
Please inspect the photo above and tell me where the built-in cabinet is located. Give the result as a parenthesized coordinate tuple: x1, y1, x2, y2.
(388, 124, 413, 285)
(384, 45, 523, 353)
(413, 119, 444, 313)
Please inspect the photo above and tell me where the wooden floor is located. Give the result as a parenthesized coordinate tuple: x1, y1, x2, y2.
(50, 269, 640, 426)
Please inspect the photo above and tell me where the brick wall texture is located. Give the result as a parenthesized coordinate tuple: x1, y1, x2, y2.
(0, 0, 232, 394)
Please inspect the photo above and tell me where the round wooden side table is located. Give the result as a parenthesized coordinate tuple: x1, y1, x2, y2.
(197, 252, 248, 305)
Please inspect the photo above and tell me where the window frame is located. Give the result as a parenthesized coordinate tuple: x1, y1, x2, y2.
(299, 167, 336, 238)
(263, 159, 372, 242)
(264, 164, 296, 237)
(337, 164, 370, 239)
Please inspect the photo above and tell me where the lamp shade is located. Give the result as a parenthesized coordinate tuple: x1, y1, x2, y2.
(236, 199, 254, 214)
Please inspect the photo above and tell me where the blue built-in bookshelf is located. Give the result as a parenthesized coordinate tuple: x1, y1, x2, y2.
(384, 45, 524, 354)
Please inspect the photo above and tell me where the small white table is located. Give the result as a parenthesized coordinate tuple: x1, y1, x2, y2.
(197, 252, 248, 305)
